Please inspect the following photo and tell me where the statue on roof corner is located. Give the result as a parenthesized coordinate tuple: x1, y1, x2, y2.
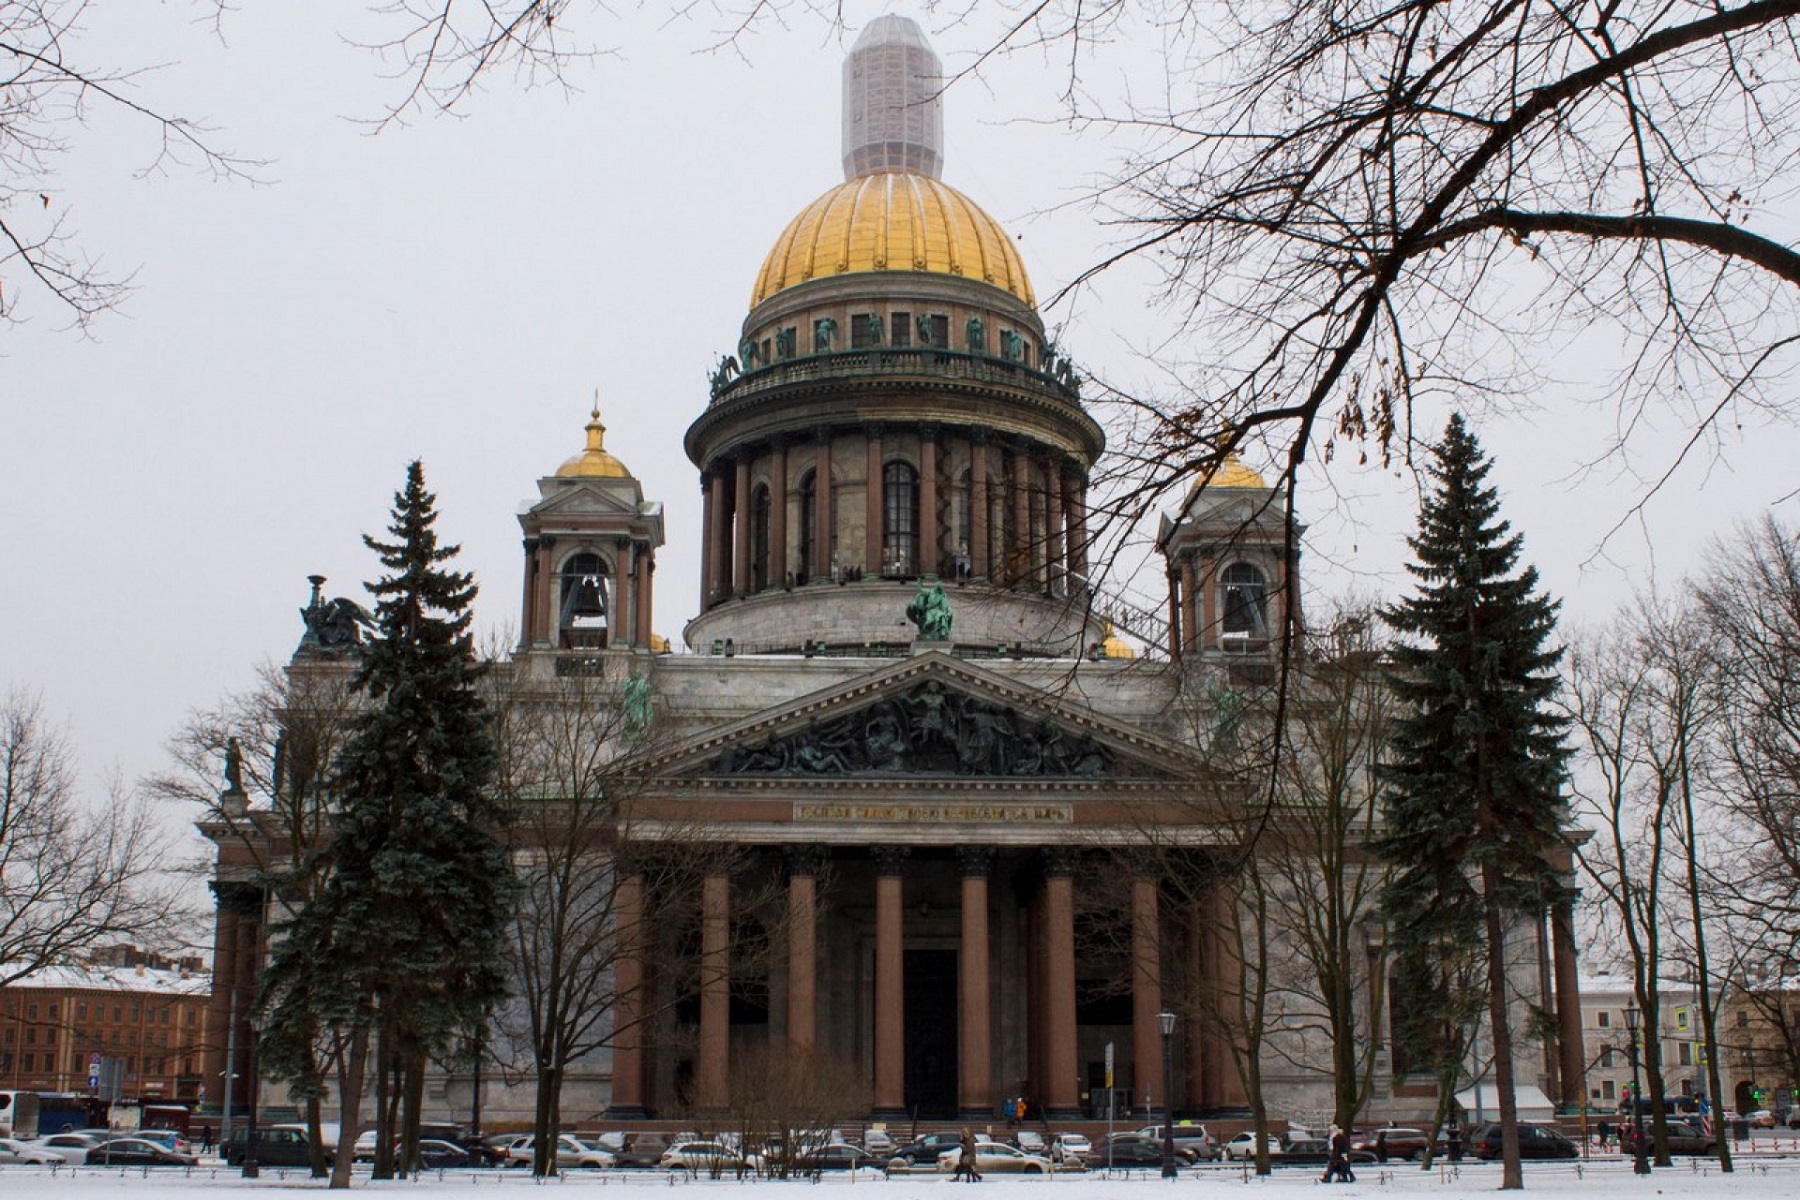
(907, 578, 953, 641)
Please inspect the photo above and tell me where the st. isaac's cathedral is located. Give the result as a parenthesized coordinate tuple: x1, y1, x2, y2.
(203, 16, 1587, 1129)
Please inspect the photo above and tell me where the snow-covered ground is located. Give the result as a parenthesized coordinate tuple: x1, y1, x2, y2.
(1, 1156, 1798, 1199)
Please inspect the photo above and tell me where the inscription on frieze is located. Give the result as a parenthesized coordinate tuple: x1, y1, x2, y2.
(716, 682, 1120, 778)
(793, 802, 1073, 823)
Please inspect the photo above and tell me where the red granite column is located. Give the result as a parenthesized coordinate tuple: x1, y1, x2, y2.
(787, 848, 821, 1056)
(1066, 476, 1088, 589)
(605, 873, 647, 1116)
(1011, 449, 1032, 587)
(865, 426, 885, 575)
(1207, 885, 1248, 1107)
(1180, 556, 1200, 653)
(699, 474, 716, 612)
(1167, 568, 1184, 660)
(696, 873, 730, 1111)
(873, 847, 907, 1116)
(769, 440, 789, 588)
(1046, 463, 1065, 596)
(919, 430, 939, 576)
(732, 454, 752, 598)
(1552, 889, 1586, 1109)
(710, 470, 733, 606)
(969, 435, 990, 579)
(814, 433, 833, 581)
(537, 537, 559, 645)
(1042, 851, 1080, 1118)
(202, 884, 243, 1107)
(1185, 913, 1208, 1108)
(519, 538, 538, 647)
(1131, 877, 1164, 1112)
(959, 848, 993, 1117)
(634, 550, 654, 648)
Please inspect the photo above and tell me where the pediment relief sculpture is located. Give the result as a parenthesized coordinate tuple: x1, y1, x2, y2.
(715, 682, 1127, 778)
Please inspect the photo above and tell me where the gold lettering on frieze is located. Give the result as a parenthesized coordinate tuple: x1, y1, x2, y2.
(793, 802, 1072, 823)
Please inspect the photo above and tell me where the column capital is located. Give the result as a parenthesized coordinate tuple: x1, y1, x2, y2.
(523, 536, 540, 552)
(209, 880, 263, 915)
(956, 846, 995, 878)
(872, 845, 910, 877)
(785, 844, 829, 878)
(1041, 847, 1078, 878)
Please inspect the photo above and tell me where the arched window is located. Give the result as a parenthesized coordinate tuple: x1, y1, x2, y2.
(1220, 563, 1269, 639)
(750, 483, 772, 593)
(883, 461, 919, 576)
(558, 552, 609, 648)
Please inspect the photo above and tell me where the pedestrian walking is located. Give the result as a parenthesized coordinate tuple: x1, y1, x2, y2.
(1319, 1124, 1354, 1184)
(954, 1131, 982, 1183)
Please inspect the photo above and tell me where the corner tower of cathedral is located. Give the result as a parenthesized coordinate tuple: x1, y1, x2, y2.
(684, 15, 1105, 656)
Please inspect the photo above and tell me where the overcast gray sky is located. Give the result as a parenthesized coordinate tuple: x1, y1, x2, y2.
(5, 2, 1796, 829)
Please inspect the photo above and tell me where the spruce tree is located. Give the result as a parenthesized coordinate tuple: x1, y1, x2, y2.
(1376, 415, 1569, 1190)
(261, 461, 515, 1187)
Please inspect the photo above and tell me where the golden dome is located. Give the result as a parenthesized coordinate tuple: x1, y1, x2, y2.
(1191, 454, 1268, 492)
(751, 172, 1035, 308)
(1101, 617, 1136, 660)
(556, 407, 631, 479)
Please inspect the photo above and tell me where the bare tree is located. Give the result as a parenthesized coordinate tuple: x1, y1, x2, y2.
(0, 684, 185, 983)
(725, 1045, 871, 1179)
(0, 0, 256, 328)
(1010, 1, 1800, 541)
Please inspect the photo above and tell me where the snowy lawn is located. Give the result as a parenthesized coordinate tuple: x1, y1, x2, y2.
(1, 1156, 1797, 1199)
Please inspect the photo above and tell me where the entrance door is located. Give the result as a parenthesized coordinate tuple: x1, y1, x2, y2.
(904, 949, 958, 1117)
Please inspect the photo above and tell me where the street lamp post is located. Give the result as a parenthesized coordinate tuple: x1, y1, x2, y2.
(1625, 1001, 1650, 1176)
(1158, 1011, 1178, 1179)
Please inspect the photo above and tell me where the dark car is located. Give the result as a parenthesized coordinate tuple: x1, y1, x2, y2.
(222, 1126, 322, 1168)
(1660, 1121, 1718, 1156)
(795, 1143, 883, 1172)
(614, 1134, 673, 1169)
(1085, 1133, 1196, 1169)
(1281, 1137, 1376, 1167)
(414, 1139, 472, 1169)
(1352, 1127, 1441, 1162)
(888, 1132, 965, 1167)
(1469, 1124, 1578, 1160)
(88, 1137, 200, 1167)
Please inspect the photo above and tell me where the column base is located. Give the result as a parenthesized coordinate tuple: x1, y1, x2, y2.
(959, 1106, 996, 1121)
(602, 1105, 649, 1120)
(1044, 1106, 1084, 1122)
(871, 1107, 909, 1121)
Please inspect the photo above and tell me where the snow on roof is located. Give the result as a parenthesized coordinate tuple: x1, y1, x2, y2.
(3, 961, 211, 996)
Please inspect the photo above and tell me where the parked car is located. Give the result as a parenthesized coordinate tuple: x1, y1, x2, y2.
(412, 1139, 472, 1169)
(1013, 1129, 1047, 1154)
(221, 1125, 323, 1169)
(1351, 1127, 1441, 1162)
(888, 1131, 968, 1168)
(1085, 1132, 1194, 1169)
(1049, 1133, 1091, 1164)
(658, 1140, 745, 1174)
(27, 1131, 107, 1164)
(860, 1128, 897, 1155)
(1469, 1123, 1579, 1160)
(1748, 1110, 1777, 1128)
(793, 1143, 883, 1172)
(1280, 1136, 1376, 1167)
(1222, 1131, 1284, 1161)
(1660, 1121, 1719, 1156)
(609, 1133, 670, 1169)
(1138, 1123, 1220, 1161)
(0, 1137, 64, 1165)
(87, 1137, 200, 1167)
(505, 1134, 614, 1169)
(935, 1141, 1055, 1174)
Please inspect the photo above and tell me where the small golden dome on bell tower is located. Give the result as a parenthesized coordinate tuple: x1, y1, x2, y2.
(556, 401, 632, 479)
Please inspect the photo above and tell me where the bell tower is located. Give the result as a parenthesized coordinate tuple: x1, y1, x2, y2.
(518, 405, 665, 651)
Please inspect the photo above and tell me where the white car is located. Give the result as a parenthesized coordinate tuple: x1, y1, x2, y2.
(1050, 1133, 1091, 1164)
(1221, 1131, 1283, 1161)
(0, 1137, 64, 1165)
(505, 1134, 614, 1169)
(25, 1132, 106, 1164)
(935, 1141, 1056, 1174)
(658, 1140, 746, 1173)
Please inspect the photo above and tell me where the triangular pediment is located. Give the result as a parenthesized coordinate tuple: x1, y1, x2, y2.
(525, 478, 647, 522)
(641, 653, 1206, 782)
